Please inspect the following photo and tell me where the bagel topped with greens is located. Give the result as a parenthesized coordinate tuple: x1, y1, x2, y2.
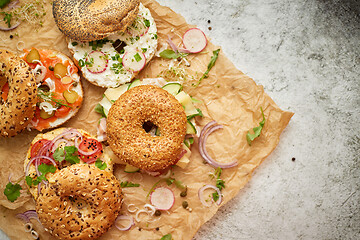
(68, 3, 158, 88)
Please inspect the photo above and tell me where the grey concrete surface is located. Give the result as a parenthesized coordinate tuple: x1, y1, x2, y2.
(154, 0, 360, 239)
(1, 0, 359, 239)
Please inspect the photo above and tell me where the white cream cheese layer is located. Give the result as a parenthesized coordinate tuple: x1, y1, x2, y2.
(68, 3, 158, 88)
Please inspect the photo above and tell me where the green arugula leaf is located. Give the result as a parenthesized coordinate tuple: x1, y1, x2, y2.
(2, 12, 11, 27)
(4, 182, 21, 202)
(160, 234, 172, 240)
(0, 0, 11, 9)
(160, 49, 180, 59)
(246, 107, 266, 146)
(194, 49, 220, 87)
(216, 179, 225, 191)
(64, 146, 80, 164)
(95, 159, 107, 170)
(120, 181, 140, 188)
(94, 103, 106, 118)
(53, 147, 65, 162)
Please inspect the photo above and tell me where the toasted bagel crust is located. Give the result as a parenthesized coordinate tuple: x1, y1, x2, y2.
(53, 0, 140, 41)
(36, 164, 123, 240)
(0, 49, 37, 137)
(107, 85, 187, 171)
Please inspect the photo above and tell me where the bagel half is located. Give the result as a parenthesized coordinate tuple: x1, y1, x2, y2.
(53, 0, 140, 41)
(0, 49, 37, 137)
(21, 48, 83, 132)
(24, 128, 113, 200)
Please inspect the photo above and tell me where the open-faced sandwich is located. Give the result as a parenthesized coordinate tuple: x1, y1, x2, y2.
(53, 0, 158, 88)
(21, 48, 83, 132)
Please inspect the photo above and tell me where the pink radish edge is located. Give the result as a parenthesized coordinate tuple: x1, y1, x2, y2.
(86, 50, 108, 74)
(122, 51, 146, 73)
(182, 28, 208, 53)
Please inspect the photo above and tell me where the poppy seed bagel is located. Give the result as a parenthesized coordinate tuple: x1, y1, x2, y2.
(52, 0, 140, 41)
(0, 49, 37, 137)
(106, 85, 187, 172)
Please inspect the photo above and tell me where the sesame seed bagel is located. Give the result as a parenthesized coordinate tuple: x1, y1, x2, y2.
(53, 0, 140, 41)
(36, 164, 123, 240)
(24, 128, 113, 200)
(107, 85, 187, 171)
(0, 49, 37, 137)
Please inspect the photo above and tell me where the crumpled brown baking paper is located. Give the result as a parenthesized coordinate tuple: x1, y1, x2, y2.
(0, 0, 293, 239)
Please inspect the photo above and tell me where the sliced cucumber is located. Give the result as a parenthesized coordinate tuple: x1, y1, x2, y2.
(162, 83, 182, 96)
(104, 83, 130, 102)
(99, 97, 112, 117)
(186, 120, 197, 134)
(124, 164, 140, 173)
(127, 79, 141, 90)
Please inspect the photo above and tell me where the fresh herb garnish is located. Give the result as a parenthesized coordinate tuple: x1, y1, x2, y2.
(2, 12, 12, 27)
(120, 181, 140, 188)
(26, 163, 56, 187)
(141, 48, 147, 53)
(3, 182, 21, 202)
(144, 19, 150, 27)
(134, 53, 142, 62)
(159, 49, 188, 59)
(246, 107, 265, 145)
(88, 38, 110, 51)
(53, 146, 80, 164)
(160, 234, 172, 240)
(0, 0, 11, 9)
(94, 104, 106, 118)
(193, 48, 220, 87)
(37, 89, 72, 108)
(210, 167, 225, 202)
(95, 159, 107, 170)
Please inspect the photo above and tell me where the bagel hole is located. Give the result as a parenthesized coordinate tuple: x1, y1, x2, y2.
(112, 39, 127, 54)
(142, 121, 159, 136)
(68, 196, 88, 211)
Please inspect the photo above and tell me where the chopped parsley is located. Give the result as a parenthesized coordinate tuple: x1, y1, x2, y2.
(134, 53, 142, 62)
(95, 159, 107, 170)
(25, 163, 56, 187)
(246, 107, 266, 145)
(88, 38, 110, 51)
(193, 48, 220, 87)
(144, 19, 150, 27)
(120, 181, 140, 188)
(4, 182, 21, 202)
(53, 146, 80, 164)
(141, 48, 147, 53)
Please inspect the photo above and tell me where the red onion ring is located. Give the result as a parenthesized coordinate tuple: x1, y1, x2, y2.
(114, 215, 134, 231)
(198, 184, 222, 207)
(0, 22, 20, 31)
(167, 36, 192, 54)
(51, 139, 69, 152)
(198, 121, 238, 169)
(25, 156, 57, 176)
(16, 210, 41, 224)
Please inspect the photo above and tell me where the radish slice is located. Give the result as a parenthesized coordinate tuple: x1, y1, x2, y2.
(150, 187, 175, 210)
(182, 28, 208, 53)
(127, 15, 150, 37)
(122, 50, 146, 72)
(86, 51, 108, 74)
